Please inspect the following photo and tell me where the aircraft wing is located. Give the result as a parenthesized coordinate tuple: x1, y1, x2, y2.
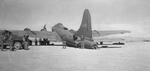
(0, 29, 130, 41)
(69, 29, 131, 37)
(0, 30, 62, 42)
(92, 30, 131, 37)
(29, 31, 62, 41)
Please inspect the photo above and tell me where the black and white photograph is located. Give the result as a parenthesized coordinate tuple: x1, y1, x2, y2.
(0, 0, 150, 71)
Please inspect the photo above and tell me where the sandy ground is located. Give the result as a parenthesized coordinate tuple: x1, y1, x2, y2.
(0, 42, 150, 71)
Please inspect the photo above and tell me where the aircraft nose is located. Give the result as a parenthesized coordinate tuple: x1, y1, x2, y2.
(52, 23, 64, 32)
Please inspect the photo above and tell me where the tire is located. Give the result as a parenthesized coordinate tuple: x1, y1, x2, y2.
(13, 42, 22, 50)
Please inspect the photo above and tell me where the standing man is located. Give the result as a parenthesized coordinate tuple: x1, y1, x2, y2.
(62, 41, 66, 49)
(81, 35, 85, 48)
(22, 34, 29, 50)
(35, 38, 38, 45)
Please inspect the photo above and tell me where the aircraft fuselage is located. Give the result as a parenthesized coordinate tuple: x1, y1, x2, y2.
(52, 23, 97, 49)
(52, 9, 98, 49)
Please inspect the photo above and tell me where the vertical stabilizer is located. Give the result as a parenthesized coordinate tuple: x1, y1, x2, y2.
(75, 9, 92, 41)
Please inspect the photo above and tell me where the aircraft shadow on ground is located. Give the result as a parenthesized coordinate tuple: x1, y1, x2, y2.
(69, 46, 122, 50)
(98, 46, 122, 48)
(29, 45, 122, 50)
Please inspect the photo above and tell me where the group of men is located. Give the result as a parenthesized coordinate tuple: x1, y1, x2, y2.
(34, 38, 50, 46)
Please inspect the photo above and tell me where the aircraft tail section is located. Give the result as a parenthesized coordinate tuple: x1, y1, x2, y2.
(75, 9, 93, 41)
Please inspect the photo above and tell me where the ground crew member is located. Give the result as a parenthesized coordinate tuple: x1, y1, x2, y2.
(81, 35, 85, 48)
(62, 41, 66, 49)
(0, 40, 4, 51)
(22, 34, 29, 50)
(35, 38, 38, 45)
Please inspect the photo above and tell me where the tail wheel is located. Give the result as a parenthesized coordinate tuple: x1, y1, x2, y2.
(13, 42, 22, 50)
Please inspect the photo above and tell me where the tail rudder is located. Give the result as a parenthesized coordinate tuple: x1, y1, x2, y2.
(75, 9, 93, 41)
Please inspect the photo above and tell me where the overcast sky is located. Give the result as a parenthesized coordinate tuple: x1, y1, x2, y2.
(0, 0, 150, 37)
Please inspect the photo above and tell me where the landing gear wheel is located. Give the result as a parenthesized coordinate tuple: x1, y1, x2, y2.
(13, 42, 22, 50)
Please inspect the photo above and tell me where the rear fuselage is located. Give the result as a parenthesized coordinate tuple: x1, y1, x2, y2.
(52, 23, 97, 49)
(52, 9, 97, 49)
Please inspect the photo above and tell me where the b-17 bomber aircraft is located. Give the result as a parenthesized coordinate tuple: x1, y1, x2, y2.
(0, 9, 130, 50)
(52, 9, 98, 49)
(51, 9, 129, 49)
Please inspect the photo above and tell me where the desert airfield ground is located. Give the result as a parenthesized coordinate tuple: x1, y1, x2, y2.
(0, 42, 150, 71)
